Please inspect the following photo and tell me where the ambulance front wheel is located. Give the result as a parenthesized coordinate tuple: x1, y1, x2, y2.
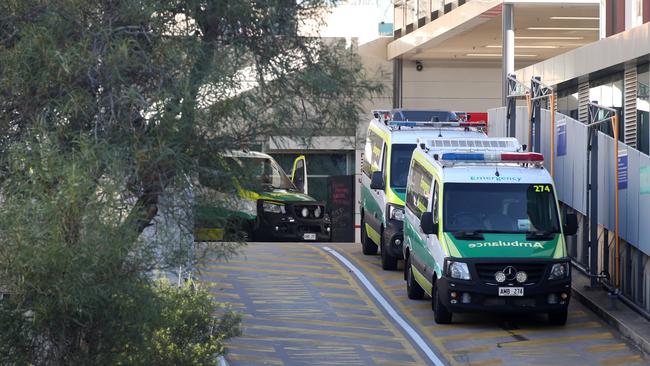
(360, 214, 378, 255)
(548, 309, 568, 326)
(432, 279, 452, 324)
(380, 232, 398, 270)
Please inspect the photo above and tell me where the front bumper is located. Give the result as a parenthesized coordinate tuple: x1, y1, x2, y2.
(383, 219, 404, 258)
(438, 259, 571, 313)
(256, 201, 331, 242)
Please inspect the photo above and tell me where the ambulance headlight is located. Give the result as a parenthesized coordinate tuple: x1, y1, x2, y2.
(548, 262, 569, 280)
(388, 205, 404, 221)
(448, 261, 471, 280)
(262, 201, 286, 214)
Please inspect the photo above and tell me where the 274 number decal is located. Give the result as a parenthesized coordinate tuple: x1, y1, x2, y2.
(533, 184, 551, 193)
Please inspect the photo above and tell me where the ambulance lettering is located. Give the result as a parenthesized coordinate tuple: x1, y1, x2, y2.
(467, 241, 545, 249)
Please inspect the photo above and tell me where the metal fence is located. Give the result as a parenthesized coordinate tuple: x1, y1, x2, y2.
(488, 106, 650, 257)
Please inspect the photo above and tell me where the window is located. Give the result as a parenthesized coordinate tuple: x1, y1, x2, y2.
(557, 86, 579, 120)
(405, 161, 433, 219)
(589, 73, 624, 141)
(364, 131, 384, 177)
(443, 183, 561, 233)
(432, 181, 439, 224)
(390, 144, 416, 188)
(638, 64, 649, 154)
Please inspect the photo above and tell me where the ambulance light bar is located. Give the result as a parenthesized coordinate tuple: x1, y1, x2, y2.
(390, 121, 487, 128)
(441, 152, 544, 163)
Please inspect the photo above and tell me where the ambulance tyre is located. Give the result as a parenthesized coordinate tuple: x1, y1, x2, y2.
(361, 214, 378, 255)
(381, 234, 398, 270)
(406, 255, 424, 300)
(432, 278, 452, 324)
(548, 309, 568, 326)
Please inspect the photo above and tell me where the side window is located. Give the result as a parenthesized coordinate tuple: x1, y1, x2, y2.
(432, 180, 439, 224)
(405, 161, 433, 219)
(381, 144, 388, 183)
(362, 131, 383, 177)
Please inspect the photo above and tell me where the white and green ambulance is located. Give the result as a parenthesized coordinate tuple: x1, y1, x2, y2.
(360, 110, 487, 270)
(402, 137, 578, 324)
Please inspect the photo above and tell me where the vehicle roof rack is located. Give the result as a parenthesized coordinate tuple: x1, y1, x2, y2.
(418, 137, 520, 152)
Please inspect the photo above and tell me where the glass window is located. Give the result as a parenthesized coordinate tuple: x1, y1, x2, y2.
(443, 183, 560, 233)
(557, 86, 579, 120)
(638, 64, 649, 155)
(590, 73, 624, 140)
(405, 161, 432, 219)
(390, 144, 416, 188)
(199, 156, 295, 192)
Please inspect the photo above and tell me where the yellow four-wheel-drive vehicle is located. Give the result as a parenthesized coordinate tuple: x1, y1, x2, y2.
(195, 151, 331, 242)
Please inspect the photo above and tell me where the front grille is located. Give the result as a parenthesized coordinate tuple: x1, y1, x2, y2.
(299, 225, 322, 233)
(293, 204, 324, 219)
(475, 263, 548, 285)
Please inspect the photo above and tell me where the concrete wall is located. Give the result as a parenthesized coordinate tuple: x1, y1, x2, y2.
(401, 60, 502, 112)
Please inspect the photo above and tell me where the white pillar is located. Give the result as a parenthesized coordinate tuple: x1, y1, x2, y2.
(599, 0, 607, 39)
(502, 3, 515, 106)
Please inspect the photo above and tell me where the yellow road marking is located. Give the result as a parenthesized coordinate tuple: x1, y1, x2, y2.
(251, 317, 387, 331)
(584, 343, 630, 353)
(600, 354, 645, 365)
(205, 265, 341, 279)
(448, 345, 493, 355)
(362, 345, 410, 355)
(497, 332, 613, 347)
(310, 245, 427, 364)
(227, 353, 284, 365)
(225, 259, 332, 271)
(319, 291, 359, 300)
(372, 357, 419, 366)
(327, 301, 371, 309)
(312, 281, 352, 289)
(243, 324, 397, 341)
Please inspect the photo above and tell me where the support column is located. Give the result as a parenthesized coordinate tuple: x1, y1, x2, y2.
(588, 103, 600, 288)
(392, 58, 403, 108)
(502, 3, 514, 106)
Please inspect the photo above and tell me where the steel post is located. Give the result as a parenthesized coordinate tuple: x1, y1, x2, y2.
(588, 106, 600, 289)
(502, 4, 514, 106)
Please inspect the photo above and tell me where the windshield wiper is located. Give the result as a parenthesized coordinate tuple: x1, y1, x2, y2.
(526, 230, 558, 240)
(452, 231, 485, 240)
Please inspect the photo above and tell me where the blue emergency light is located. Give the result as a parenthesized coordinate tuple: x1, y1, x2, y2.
(440, 152, 544, 162)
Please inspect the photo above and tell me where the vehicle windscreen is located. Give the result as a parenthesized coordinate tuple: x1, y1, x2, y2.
(394, 111, 457, 122)
(199, 156, 296, 191)
(443, 183, 560, 234)
(390, 144, 416, 188)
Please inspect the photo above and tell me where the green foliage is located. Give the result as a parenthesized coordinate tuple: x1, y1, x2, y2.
(0, 0, 380, 364)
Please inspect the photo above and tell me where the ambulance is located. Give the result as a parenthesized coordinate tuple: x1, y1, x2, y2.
(195, 151, 331, 242)
(360, 110, 487, 270)
(402, 137, 578, 324)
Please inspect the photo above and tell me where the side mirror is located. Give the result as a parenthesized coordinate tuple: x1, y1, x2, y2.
(466, 113, 471, 121)
(420, 212, 439, 235)
(370, 171, 385, 190)
(563, 213, 578, 236)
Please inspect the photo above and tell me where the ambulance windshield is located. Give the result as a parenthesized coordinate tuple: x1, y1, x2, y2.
(443, 183, 560, 234)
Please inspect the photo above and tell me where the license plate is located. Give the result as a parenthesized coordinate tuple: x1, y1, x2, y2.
(498, 287, 524, 296)
(303, 233, 316, 240)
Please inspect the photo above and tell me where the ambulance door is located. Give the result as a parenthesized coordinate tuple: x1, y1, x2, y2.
(425, 179, 445, 279)
(406, 161, 434, 284)
(291, 155, 308, 194)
